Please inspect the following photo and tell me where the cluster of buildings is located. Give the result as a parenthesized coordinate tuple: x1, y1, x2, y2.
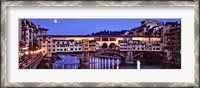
(19, 19, 181, 64)
(37, 35, 120, 57)
(124, 19, 181, 63)
(19, 19, 48, 62)
(37, 35, 162, 57)
(129, 19, 164, 36)
(118, 36, 162, 52)
(38, 35, 100, 56)
(162, 22, 181, 63)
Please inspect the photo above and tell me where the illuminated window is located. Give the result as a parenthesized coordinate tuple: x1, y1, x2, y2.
(102, 38, 108, 41)
(110, 38, 116, 41)
(94, 38, 101, 41)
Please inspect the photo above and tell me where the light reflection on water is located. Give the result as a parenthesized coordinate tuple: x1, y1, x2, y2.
(53, 55, 80, 69)
(53, 55, 179, 69)
(53, 55, 121, 69)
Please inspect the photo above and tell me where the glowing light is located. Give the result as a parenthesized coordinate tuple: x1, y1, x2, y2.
(116, 65, 119, 69)
(34, 49, 42, 53)
(25, 51, 29, 55)
(20, 53, 24, 56)
(21, 47, 28, 50)
(54, 19, 57, 23)
(137, 60, 141, 69)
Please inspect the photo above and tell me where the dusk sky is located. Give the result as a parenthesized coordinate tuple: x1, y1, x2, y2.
(27, 19, 181, 35)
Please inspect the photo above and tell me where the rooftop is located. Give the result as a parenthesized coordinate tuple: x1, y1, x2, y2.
(38, 27, 48, 31)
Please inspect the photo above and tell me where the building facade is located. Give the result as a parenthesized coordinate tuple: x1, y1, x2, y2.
(118, 36, 162, 52)
(19, 19, 47, 59)
(38, 34, 163, 57)
(163, 22, 181, 64)
(38, 35, 102, 57)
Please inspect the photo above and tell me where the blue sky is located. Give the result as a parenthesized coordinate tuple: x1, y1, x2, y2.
(27, 19, 181, 35)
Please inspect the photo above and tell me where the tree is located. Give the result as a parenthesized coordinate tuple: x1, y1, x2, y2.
(92, 32, 95, 35)
(102, 43, 108, 49)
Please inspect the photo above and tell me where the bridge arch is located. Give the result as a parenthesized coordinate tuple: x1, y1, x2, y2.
(132, 51, 164, 65)
(101, 43, 108, 49)
(95, 51, 126, 64)
(109, 43, 116, 49)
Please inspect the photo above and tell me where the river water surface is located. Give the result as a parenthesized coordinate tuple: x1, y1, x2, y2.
(53, 55, 180, 69)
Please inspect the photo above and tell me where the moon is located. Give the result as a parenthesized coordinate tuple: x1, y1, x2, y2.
(54, 19, 57, 23)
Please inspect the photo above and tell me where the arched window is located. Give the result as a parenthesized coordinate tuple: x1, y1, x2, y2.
(102, 43, 108, 49)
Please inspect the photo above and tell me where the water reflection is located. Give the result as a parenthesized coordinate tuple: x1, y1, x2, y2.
(53, 55, 121, 69)
(53, 55, 180, 69)
(53, 55, 80, 69)
(89, 57, 120, 69)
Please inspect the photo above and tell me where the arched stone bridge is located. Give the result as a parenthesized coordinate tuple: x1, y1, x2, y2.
(94, 50, 164, 64)
(52, 50, 165, 65)
(94, 50, 126, 64)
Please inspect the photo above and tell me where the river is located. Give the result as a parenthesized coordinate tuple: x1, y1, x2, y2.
(53, 55, 180, 69)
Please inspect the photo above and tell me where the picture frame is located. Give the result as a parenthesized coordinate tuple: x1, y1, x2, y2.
(1, 0, 199, 87)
